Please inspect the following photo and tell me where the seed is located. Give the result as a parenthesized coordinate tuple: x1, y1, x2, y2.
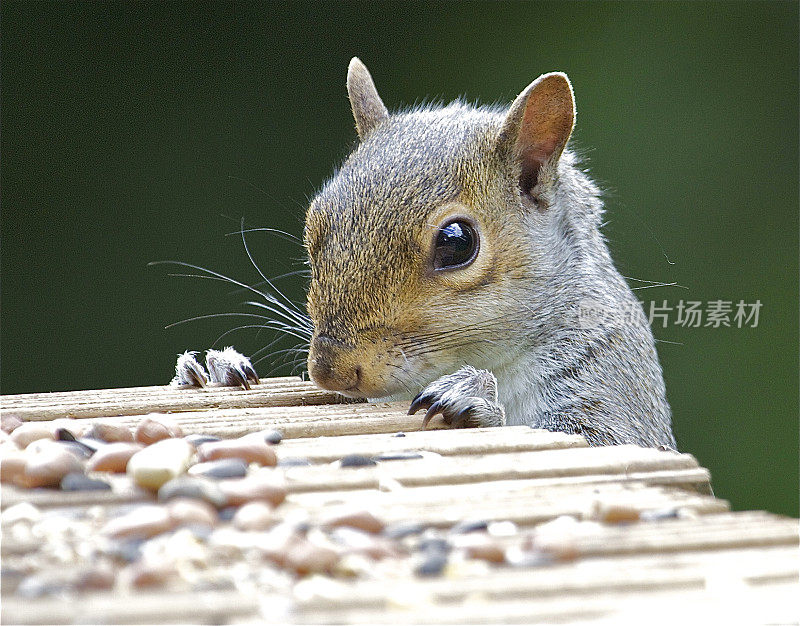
(102, 505, 176, 540)
(330, 527, 401, 560)
(127, 438, 194, 490)
(76, 438, 105, 453)
(218, 472, 287, 507)
(322, 509, 385, 534)
(261, 430, 283, 445)
(10, 424, 54, 448)
(383, 521, 427, 540)
(592, 502, 641, 524)
(60, 472, 112, 491)
(167, 497, 218, 528)
(157, 476, 227, 509)
(450, 519, 489, 534)
(103, 538, 144, 563)
(54, 440, 95, 460)
(458, 534, 506, 564)
(135, 417, 184, 445)
(284, 539, 339, 576)
(188, 458, 249, 480)
(15, 574, 71, 598)
(125, 562, 178, 588)
(244, 429, 283, 445)
(339, 454, 377, 468)
(1, 502, 41, 524)
(232, 501, 276, 531)
(17, 441, 83, 488)
(1, 413, 23, 434)
(418, 536, 451, 555)
(49, 418, 85, 437)
(197, 438, 277, 466)
(184, 434, 221, 448)
(75, 563, 116, 591)
(0, 448, 27, 484)
(415, 551, 448, 577)
(83, 421, 135, 443)
(86, 442, 144, 473)
(640, 507, 681, 521)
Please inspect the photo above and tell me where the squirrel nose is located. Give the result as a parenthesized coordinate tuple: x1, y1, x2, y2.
(308, 335, 362, 393)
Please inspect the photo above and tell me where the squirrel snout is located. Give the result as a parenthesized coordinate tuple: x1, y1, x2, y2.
(308, 335, 363, 394)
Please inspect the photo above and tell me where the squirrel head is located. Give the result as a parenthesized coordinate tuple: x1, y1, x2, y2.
(305, 58, 578, 398)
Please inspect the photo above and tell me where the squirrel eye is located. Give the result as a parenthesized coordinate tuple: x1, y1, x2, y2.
(433, 220, 478, 270)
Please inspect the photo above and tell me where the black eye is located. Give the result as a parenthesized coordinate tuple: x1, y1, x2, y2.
(433, 220, 479, 270)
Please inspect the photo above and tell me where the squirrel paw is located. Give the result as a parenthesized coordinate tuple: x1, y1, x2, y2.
(408, 366, 506, 429)
(170, 348, 259, 390)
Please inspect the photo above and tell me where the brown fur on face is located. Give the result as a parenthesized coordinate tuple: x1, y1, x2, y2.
(304, 103, 537, 398)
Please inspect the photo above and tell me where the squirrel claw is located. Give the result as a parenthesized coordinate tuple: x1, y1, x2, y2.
(408, 393, 431, 416)
(241, 363, 260, 386)
(206, 348, 259, 390)
(421, 400, 443, 429)
(410, 366, 506, 429)
(222, 366, 251, 390)
(171, 347, 258, 391)
(171, 351, 209, 388)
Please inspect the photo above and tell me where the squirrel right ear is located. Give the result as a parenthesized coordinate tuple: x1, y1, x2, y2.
(497, 72, 575, 199)
(347, 58, 389, 141)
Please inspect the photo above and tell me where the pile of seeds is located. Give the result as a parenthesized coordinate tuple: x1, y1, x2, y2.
(1, 413, 691, 601)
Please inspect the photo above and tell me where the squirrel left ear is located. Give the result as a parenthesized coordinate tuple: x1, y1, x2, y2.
(497, 72, 575, 199)
(347, 58, 389, 141)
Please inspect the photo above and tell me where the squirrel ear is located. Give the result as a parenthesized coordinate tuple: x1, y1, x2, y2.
(497, 72, 575, 198)
(347, 58, 389, 141)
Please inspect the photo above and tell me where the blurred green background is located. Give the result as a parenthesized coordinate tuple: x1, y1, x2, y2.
(2, 1, 797, 516)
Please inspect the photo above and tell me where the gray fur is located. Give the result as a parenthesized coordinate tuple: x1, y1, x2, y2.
(304, 61, 675, 449)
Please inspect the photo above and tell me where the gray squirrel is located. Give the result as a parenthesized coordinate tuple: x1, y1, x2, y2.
(174, 58, 676, 449)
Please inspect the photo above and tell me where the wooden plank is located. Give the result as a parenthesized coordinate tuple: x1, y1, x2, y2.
(0, 379, 346, 421)
(279, 444, 704, 492)
(293, 543, 799, 612)
(12, 401, 441, 439)
(280, 483, 728, 527)
(7, 583, 795, 626)
(287, 533, 799, 623)
(1, 477, 146, 512)
(5, 507, 792, 566)
(285, 467, 715, 507)
(139, 401, 427, 439)
(271, 425, 588, 462)
(0, 589, 265, 625)
(0, 377, 304, 407)
(285, 473, 720, 515)
(0, 466, 712, 513)
(289, 582, 799, 625)
(0, 482, 723, 534)
(546, 510, 799, 556)
(4, 542, 796, 625)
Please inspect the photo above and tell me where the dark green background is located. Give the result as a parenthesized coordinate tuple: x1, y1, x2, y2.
(2, 2, 797, 516)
